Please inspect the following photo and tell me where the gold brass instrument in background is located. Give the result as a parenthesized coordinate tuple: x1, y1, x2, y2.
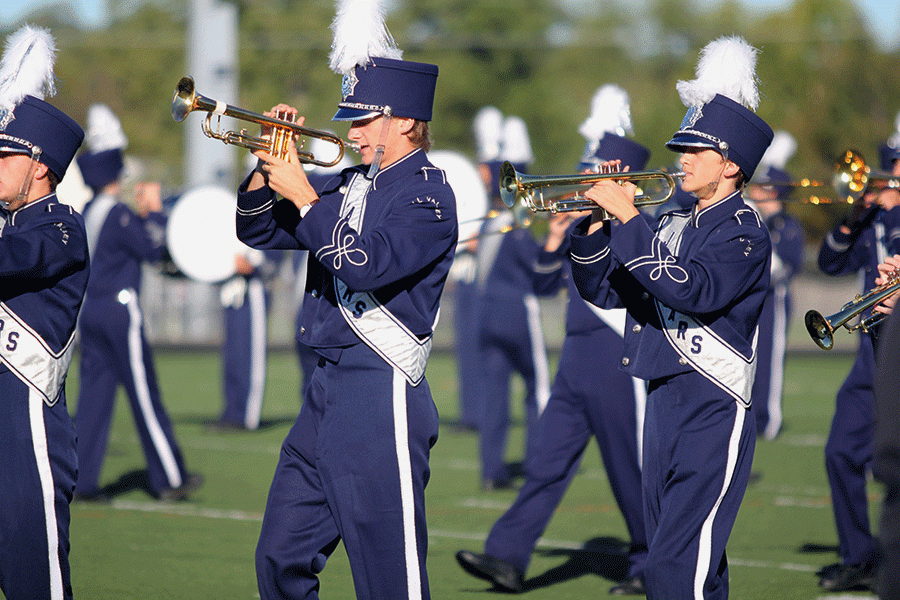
(805, 271, 900, 350)
(832, 149, 900, 203)
(172, 76, 348, 168)
(499, 161, 685, 220)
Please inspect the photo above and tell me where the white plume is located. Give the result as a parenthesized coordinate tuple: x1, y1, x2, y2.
(578, 84, 633, 143)
(758, 130, 796, 170)
(84, 103, 128, 153)
(329, 0, 403, 75)
(473, 106, 504, 163)
(500, 116, 534, 165)
(0, 24, 58, 115)
(676, 36, 760, 111)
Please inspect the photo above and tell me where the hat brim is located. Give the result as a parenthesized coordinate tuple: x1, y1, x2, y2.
(332, 107, 382, 122)
(665, 132, 721, 154)
(0, 139, 35, 157)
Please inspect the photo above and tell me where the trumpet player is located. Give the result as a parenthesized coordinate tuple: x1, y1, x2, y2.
(235, 2, 457, 598)
(456, 84, 650, 595)
(566, 37, 773, 599)
(814, 135, 900, 592)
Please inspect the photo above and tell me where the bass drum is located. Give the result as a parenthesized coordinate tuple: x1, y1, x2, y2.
(165, 185, 247, 283)
(427, 150, 488, 245)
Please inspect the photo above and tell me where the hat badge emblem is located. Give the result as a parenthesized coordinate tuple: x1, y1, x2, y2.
(0, 108, 14, 131)
(682, 104, 703, 130)
(342, 72, 359, 100)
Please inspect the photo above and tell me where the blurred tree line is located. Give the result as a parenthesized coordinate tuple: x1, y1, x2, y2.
(8, 0, 900, 241)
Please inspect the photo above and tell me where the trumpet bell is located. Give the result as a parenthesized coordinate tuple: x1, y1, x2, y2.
(804, 310, 835, 351)
(832, 149, 870, 203)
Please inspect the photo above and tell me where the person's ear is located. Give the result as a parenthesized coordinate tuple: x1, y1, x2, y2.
(724, 160, 741, 178)
(33, 161, 50, 181)
(398, 118, 415, 135)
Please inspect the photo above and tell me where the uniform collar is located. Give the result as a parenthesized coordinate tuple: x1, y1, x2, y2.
(370, 148, 427, 191)
(8, 193, 57, 226)
(691, 189, 742, 228)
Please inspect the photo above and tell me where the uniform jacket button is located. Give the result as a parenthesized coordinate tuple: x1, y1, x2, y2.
(622, 357, 630, 366)
(632, 324, 642, 333)
(300, 326, 306, 335)
(310, 290, 318, 298)
(642, 292, 650, 300)
(679, 357, 688, 365)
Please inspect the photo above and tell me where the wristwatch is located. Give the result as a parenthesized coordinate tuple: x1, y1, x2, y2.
(299, 199, 319, 218)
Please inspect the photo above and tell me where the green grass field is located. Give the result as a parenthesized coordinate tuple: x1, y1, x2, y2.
(54, 349, 883, 599)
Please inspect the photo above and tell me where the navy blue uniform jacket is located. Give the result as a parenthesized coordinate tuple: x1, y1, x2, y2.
(569, 191, 771, 406)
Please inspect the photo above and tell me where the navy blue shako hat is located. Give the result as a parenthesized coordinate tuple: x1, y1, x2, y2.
(76, 104, 129, 192)
(665, 37, 773, 181)
(0, 95, 83, 181)
(666, 93, 773, 181)
(754, 165, 792, 200)
(578, 132, 650, 173)
(333, 57, 438, 122)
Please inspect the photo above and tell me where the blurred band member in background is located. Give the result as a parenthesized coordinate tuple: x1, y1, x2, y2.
(457, 84, 650, 595)
(75, 104, 201, 502)
(213, 245, 282, 431)
(474, 114, 553, 490)
(236, 4, 457, 597)
(568, 37, 774, 598)
(815, 127, 900, 592)
(745, 131, 805, 440)
(0, 25, 87, 600)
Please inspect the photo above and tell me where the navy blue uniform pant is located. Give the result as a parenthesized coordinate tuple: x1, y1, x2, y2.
(751, 287, 790, 440)
(477, 296, 548, 482)
(255, 343, 439, 600)
(643, 370, 755, 600)
(75, 293, 188, 496)
(825, 334, 876, 566)
(454, 279, 481, 429)
(484, 329, 647, 579)
(0, 371, 76, 600)
(221, 279, 269, 429)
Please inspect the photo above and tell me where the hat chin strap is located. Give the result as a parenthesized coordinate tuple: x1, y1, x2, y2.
(5, 150, 42, 210)
(366, 107, 393, 179)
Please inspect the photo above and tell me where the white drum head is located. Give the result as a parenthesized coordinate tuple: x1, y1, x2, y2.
(166, 185, 246, 283)
(427, 150, 489, 243)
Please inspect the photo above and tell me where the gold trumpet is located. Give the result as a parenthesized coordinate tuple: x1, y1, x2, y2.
(172, 76, 348, 168)
(499, 161, 685, 220)
(805, 271, 900, 350)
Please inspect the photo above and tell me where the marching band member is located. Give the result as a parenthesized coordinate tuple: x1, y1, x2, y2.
(74, 104, 201, 501)
(474, 114, 553, 490)
(568, 37, 774, 598)
(235, 0, 457, 597)
(815, 122, 900, 592)
(745, 131, 805, 440)
(213, 244, 282, 431)
(0, 25, 87, 600)
(457, 84, 650, 595)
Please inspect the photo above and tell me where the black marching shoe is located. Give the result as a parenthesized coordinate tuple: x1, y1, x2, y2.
(818, 560, 875, 592)
(609, 576, 646, 595)
(456, 550, 524, 593)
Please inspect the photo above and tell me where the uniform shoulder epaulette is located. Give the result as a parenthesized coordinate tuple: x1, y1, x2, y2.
(46, 203, 75, 215)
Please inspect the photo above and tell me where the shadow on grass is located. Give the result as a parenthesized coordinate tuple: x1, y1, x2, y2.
(525, 536, 630, 592)
(460, 536, 631, 594)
